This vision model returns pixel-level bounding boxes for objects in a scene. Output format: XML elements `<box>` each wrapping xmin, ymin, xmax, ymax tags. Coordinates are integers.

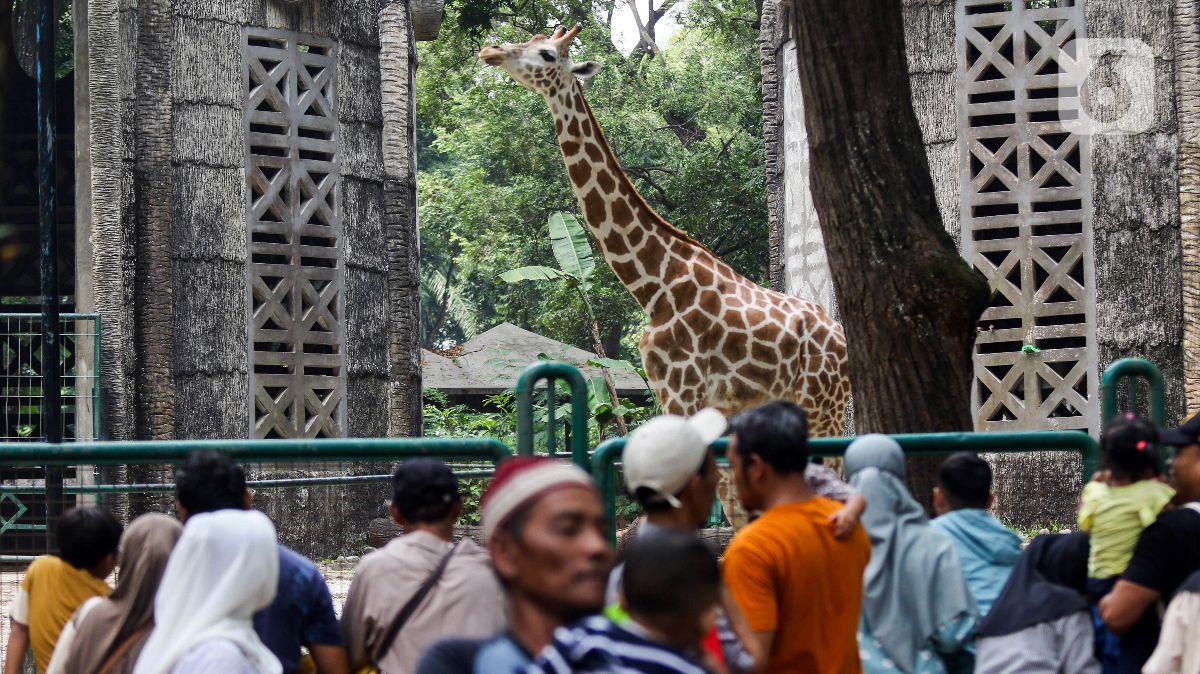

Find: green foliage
<box><xmin>421</xmin><ymin>267</ymin><xmax>479</xmax><ymax>349</ymax></box>
<box><xmin>497</xmin><ymin>265</ymin><xmax>570</xmax><ymax>283</ymax></box>
<box><xmin>547</xmin><ymin>212</ymin><xmax>596</xmax><ymax>285</ymax></box>
<box><xmin>417</xmin><ymin>0</ymin><xmax>767</xmax><ymax>358</ymax></box>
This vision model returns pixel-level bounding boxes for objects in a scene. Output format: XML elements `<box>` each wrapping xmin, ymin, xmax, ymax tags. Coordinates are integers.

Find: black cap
<box><xmin>391</xmin><ymin>459</ymin><xmax>460</xmax><ymax>522</ymax></box>
<box><xmin>1158</xmin><ymin>413</ymin><xmax>1200</xmax><ymax>447</ymax></box>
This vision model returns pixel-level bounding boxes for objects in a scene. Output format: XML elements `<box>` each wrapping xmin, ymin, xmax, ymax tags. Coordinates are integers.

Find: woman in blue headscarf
<box><xmin>846</xmin><ymin>435</ymin><xmax>977</xmax><ymax>674</ymax></box>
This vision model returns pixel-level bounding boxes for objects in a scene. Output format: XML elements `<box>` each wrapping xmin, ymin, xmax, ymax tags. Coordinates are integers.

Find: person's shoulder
<box><xmin>278</xmin><ymin>545</ymin><xmax>326</xmax><ymax>580</ymax></box>
<box><xmin>1081</xmin><ymin>480</ymin><xmax>1109</xmax><ymax>501</ymax></box>
<box><xmin>1144</xmin><ymin>479</ymin><xmax>1177</xmax><ymax>500</ymax></box>
<box><xmin>277</xmin><ymin>544</ymin><xmax>316</xmax><ymax>570</ymax></box>
<box><xmin>1153</xmin><ymin>504</ymin><xmax>1200</xmax><ymax>528</ymax></box>
<box><xmin>24</xmin><ymin>554</ymin><xmax>61</xmax><ymax>577</ymax></box>
<box><xmin>416</xmin><ymin>637</ymin><xmax>486</xmax><ymax>674</ymax></box>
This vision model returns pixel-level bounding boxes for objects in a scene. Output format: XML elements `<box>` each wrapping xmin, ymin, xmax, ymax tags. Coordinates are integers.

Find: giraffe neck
<box><xmin>546</xmin><ymin>82</ymin><xmax>706</xmax><ymax>310</ymax></box>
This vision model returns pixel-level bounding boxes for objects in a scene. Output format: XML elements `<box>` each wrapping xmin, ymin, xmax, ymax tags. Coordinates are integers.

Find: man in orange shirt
<box><xmin>723</xmin><ymin>401</ymin><xmax>871</xmax><ymax>674</ymax></box>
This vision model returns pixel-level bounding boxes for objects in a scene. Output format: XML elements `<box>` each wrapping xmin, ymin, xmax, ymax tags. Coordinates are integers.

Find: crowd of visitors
<box><xmin>5</xmin><ymin>401</ymin><xmax>1200</xmax><ymax>674</ymax></box>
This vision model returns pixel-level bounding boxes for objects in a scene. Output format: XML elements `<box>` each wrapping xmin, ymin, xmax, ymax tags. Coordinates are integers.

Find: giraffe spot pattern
<box><xmin>569</xmin><ymin>161</ymin><xmax>591</xmax><ymax>187</ymax></box>
<box><xmin>612</xmin><ymin>198</ymin><xmax>634</xmax><ymax>228</ymax></box>
<box><xmin>585</xmin><ymin>143</ymin><xmax>604</xmax><ymax>164</ymax></box>
<box><xmin>583</xmin><ymin>188</ymin><xmax>606</xmax><ymax>224</ymax></box>
<box><xmin>595</xmin><ymin>169</ymin><xmax>616</xmax><ymax>193</ymax></box>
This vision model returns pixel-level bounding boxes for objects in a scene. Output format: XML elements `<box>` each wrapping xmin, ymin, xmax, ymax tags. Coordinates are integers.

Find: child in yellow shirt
<box><xmin>3</xmin><ymin>506</ymin><xmax>120</xmax><ymax>674</ymax></box>
<box><xmin>1079</xmin><ymin>413</ymin><xmax>1175</xmax><ymax>673</ymax></box>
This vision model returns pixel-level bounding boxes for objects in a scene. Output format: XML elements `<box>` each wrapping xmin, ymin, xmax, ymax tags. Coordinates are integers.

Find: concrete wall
<box><xmin>82</xmin><ymin>0</ymin><xmax>425</xmax><ymax>441</ymax></box>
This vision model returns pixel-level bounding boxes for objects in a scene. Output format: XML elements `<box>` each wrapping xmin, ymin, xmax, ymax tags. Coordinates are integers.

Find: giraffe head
<box><xmin>479</xmin><ymin>24</ymin><xmax>599</xmax><ymax>98</ymax></box>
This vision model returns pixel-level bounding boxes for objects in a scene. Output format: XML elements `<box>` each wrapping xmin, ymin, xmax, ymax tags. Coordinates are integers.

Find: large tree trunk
<box><xmin>789</xmin><ymin>0</ymin><xmax>990</xmax><ymax>499</ymax></box>
<box><xmin>1179</xmin><ymin>0</ymin><xmax>1200</xmax><ymax>408</ymax></box>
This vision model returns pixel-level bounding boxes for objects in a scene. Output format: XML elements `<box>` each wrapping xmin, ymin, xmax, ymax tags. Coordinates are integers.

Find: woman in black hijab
<box><xmin>975</xmin><ymin>532</ymin><xmax>1100</xmax><ymax>674</ymax></box>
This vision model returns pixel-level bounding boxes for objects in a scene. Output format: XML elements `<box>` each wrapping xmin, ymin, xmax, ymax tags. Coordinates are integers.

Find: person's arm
<box><xmin>721</xmin><ymin>547</ymin><xmax>776</xmax><ymax>674</ymax></box>
<box><xmin>303</xmin><ymin>565</ymin><xmax>349</xmax><ymax>674</ymax></box>
<box><xmin>829</xmin><ymin>493</ymin><xmax>866</xmax><ymax>539</ymax></box>
<box><xmin>339</xmin><ymin>575</ymin><xmax>370</xmax><ymax>669</ymax></box>
<box><xmin>718</xmin><ymin>585</ymin><xmax>764</xmax><ymax>674</ymax></box>
<box><xmin>4</xmin><ymin>620</ymin><xmax>29</xmax><ymax>674</ymax></box>
<box><xmin>929</xmin><ymin>611</ymin><xmax>976</xmax><ymax>655</ymax></box>
<box><xmin>1099</xmin><ymin>580</ymin><xmax>1159</xmax><ymax>635</ymax></box>
<box><xmin>308</xmin><ymin>644</ymin><xmax>350</xmax><ymax>674</ymax></box>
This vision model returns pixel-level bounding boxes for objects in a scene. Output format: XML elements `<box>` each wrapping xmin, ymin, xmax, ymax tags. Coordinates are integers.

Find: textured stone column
<box><xmin>380</xmin><ymin>2</ymin><xmax>423</xmax><ymax>437</ymax></box>
<box><xmin>1178</xmin><ymin>0</ymin><xmax>1200</xmax><ymax>409</ymax></box>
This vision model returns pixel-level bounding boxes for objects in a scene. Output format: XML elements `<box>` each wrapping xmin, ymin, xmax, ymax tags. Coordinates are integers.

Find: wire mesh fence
<box><xmin>0</xmin><ymin>313</ymin><xmax>100</xmax><ymax>443</ymax></box>
<box><xmin>0</xmin><ymin>438</ymin><xmax>509</xmax><ymax>664</ymax></box>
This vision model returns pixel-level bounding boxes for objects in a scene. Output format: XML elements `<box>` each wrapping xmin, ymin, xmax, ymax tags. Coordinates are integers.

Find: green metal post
<box><xmin>515</xmin><ymin>362</ymin><xmax>590</xmax><ymax>468</ymax></box>
<box><xmin>546</xmin><ymin>379</ymin><xmax>557</xmax><ymax>457</ymax></box>
<box><xmin>1101</xmin><ymin>358</ymin><xmax>1167</xmax><ymax>427</ymax></box>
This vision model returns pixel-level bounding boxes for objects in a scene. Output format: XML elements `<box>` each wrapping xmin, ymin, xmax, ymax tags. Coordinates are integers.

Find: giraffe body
<box><xmin>480</xmin><ymin>27</ymin><xmax>851</xmax><ymax>435</ymax></box>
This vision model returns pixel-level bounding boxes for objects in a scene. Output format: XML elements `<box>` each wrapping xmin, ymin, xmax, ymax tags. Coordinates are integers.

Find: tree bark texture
<box><xmin>788</xmin><ymin>0</ymin><xmax>990</xmax><ymax>435</ymax></box>
<box><xmin>789</xmin><ymin>0</ymin><xmax>989</xmax><ymax>507</ymax></box>
<box><xmin>380</xmin><ymin>2</ymin><xmax>424</xmax><ymax>437</ymax></box>
<box><xmin>1178</xmin><ymin>0</ymin><xmax>1200</xmax><ymax>408</ymax></box>
<box><xmin>132</xmin><ymin>0</ymin><xmax>176</xmax><ymax>441</ymax></box>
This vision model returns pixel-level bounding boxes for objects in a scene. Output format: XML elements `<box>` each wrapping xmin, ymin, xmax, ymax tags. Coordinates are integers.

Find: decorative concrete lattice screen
<box><xmin>243</xmin><ymin>30</ymin><xmax>346</xmax><ymax>438</ymax></box>
<box><xmin>957</xmin><ymin>0</ymin><xmax>1098</xmax><ymax>433</ymax></box>
<box><xmin>780</xmin><ymin>42</ymin><xmax>836</xmax><ymax>314</ymax></box>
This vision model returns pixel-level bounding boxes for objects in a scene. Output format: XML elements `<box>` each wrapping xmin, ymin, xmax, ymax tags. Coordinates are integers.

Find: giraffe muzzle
<box><xmin>479</xmin><ymin>47</ymin><xmax>505</xmax><ymax>66</ymax></box>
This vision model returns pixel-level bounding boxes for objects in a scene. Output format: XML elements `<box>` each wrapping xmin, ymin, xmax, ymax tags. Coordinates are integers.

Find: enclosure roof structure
<box><xmin>421</xmin><ymin>323</ymin><xmax>649</xmax><ymax>396</ymax></box>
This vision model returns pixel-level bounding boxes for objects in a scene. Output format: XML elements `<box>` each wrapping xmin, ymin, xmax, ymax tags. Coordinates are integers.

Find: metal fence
<box><xmin>0</xmin><ymin>438</ymin><xmax>510</xmax><ymax>659</ymax></box>
<box><xmin>591</xmin><ymin>430</ymin><xmax>1100</xmax><ymax>544</ymax></box>
<box><xmin>0</xmin><ymin>313</ymin><xmax>100</xmax><ymax>442</ymax></box>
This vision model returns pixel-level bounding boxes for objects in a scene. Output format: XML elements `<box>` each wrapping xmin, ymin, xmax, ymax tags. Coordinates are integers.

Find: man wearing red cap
<box><xmin>416</xmin><ymin>458</ymin><xmax>612</xmax><ymax>673</ymax></box>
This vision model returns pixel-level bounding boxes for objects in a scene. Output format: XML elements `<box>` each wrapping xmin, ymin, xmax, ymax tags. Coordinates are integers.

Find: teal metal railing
<box><xmin>1101</xmin><ymin>358</ymin><xmax>1167</xmax><ymax>427</ymax></box>
<box><xmin>0</xmin><ymin>438</ymin><xmax>512</xmax><ymax>560</ymax></box>
<box><xmin>515</xmin><ymin>361</ymin><xmax>590</xmax><ymax>468</ymax></box>
<box><xmin>591</xmin><ymin>430</ymin><xmax>1099</xmax><ymax>543</ymax></box>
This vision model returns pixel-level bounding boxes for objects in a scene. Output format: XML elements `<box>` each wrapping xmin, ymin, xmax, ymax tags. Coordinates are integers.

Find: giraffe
<box><xmin>480</xmin><ymin>26</ymin><xmax>852</xmax><ymax>522</ymax></box>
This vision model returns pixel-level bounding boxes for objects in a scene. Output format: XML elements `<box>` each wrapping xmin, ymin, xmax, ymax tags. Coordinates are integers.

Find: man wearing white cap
<box><xmin>612</xmin><ymin>408</ymin><xmax>761</xmax><ymax>673</ymax></box>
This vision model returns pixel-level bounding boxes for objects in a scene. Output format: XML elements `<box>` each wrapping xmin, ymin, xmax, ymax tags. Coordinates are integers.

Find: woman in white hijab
<box><xmin>133</xmin><ymin>509</ymin><xmax>281</xmax><ymax>674</ymax></box>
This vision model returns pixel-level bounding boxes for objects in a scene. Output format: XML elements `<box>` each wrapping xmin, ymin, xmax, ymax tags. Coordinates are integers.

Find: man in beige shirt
<box><xmin>341</xmin><ymin>460</ymin><xmax>506</xmax><ymax>673</ymax></box>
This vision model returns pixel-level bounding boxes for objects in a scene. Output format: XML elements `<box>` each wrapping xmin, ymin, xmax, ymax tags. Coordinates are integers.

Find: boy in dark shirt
<box><xmin>527</xmin><ymin>529</ymin><xmax>719</xmax><ymax>674</ymax></box>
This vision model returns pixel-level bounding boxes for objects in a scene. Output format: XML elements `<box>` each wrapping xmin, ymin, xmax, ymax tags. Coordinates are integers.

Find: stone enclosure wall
<box><xmin>74</xmin><ymin>0</ymin><xmax>437</xmax><ymax>554</ymax></box>
<box><xmin>763</xmin><ymin>0</ymin><xmax>1188</xmax><ymax>525</ymax></box>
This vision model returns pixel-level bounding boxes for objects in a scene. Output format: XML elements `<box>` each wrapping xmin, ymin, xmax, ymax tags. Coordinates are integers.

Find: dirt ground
<box><xmin>0</xmin><ymin>560</ymin><xmax>361</xmax><ymax>669</ymax></box>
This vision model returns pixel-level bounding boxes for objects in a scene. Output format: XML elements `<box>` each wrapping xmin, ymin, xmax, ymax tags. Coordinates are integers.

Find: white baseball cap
<box><xmin>623</xmin><ymin>408</ymin><xmax>727</xmax><ymax>508</ymax></box>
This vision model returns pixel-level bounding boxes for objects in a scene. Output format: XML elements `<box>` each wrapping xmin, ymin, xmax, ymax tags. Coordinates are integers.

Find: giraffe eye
<box><xmin>540</xmin><ymin>51</ymin><xmax>557</xmax><ymax>62</ymax></box>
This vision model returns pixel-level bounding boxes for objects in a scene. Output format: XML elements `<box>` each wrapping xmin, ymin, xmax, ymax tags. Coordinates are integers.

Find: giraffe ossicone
<box><xmin>479</xmin><ymin>24</ymin><xmax>851</xmax><ymax>446</ymax></box>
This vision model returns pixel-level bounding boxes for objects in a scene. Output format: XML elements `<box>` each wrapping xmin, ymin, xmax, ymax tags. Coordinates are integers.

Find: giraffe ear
<box><xmin>570</xmin><ymin>61</ymin><xmax>600</xmax><ymax>81</ymax></box>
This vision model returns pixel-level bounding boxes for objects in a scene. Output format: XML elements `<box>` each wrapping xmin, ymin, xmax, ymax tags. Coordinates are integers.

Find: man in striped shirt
<box><xmin>526</xmin><ymin>530</ymin><xmax>720</xmax><ymax>674</ymax></box>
